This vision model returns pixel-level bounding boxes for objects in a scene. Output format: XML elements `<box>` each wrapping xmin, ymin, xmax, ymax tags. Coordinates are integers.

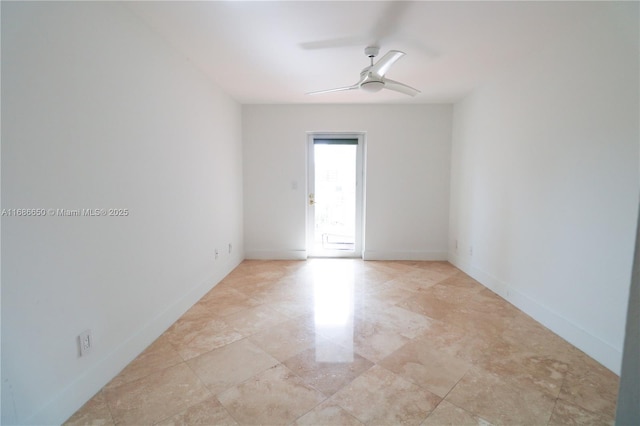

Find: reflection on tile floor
<box><xmin>65</xmin><ymin>259</ymin><xmax>619</xmax><ymax>425</ymax></box>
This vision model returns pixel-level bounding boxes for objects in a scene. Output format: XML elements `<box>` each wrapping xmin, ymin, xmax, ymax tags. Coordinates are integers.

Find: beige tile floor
<box><xmin>65</xmin><ymin>259</ymin><xmax>619</xmax><ymax>425</ymax></box>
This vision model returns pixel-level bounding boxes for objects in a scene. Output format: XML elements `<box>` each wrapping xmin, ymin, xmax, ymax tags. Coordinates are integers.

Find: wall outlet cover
<box><xmin>79</xmin><ymin>330</ymin><xmax>92</xmax><ymax>357</ymax></box>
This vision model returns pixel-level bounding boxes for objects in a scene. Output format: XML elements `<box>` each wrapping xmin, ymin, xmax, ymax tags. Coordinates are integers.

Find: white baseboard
<box><xmin>508</xmin><ymin>285</ymin><xmax>622</xmax><ymax>374</ymax></box>
<box><xmin>363</xmin><ymin>250</ymin><xmax>448</xmax><ymax>261</ymax></box>
<box><xmin>29</xmin><ymin>259</ymin><xmax>242</xmax><ymax>425</ymax></box>
<box><xmin>244</xmin><ymin>249</ymin><xmax>307</xmax><ymax>260</ymax></box>
<box><xmin>245</xmin><ymin>249</ymin><xmax>449</xmax><ymax>262</ymax></box>
<box><xmin>448</xmin><ymin>251</ymin><xmax>622</xmax><ymax>374</ymax></box>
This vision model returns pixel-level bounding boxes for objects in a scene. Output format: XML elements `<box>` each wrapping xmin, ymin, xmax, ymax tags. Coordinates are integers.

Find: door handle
<box><xmin>309</xmin><ymin>193</ymin><xmax>315</xmax><ymax>205</ymax></box>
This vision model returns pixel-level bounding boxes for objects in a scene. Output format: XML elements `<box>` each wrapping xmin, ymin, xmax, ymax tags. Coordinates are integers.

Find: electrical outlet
<box><xmin>79</xmin><ymin>330</ymin><xmax>92</xmax><ymax>356</ymax></box>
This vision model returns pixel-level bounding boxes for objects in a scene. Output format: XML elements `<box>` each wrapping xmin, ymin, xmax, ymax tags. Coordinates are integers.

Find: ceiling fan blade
<box><xmin>306</xmin><ymin>84</ymin><xmax>360</xmax><ymax>95</ymax></box>
<box><xmin>370</xmin><ymin>50</ymin><xmax>405</xmax><ymax>77</ymax></box>
<box><xmin>307</xmin><ymin>72</ymin><xmax>368</xmax><ymax>96</ymax></box>
<box><xmin>383</xmin><ymin>78</ymin><xmax>420</xmax><ymax>97</ymax></box>
<box><xmin>299</xmin><ymin>35</ymin><xmax>368</xmax><ymax>50</ymax></box>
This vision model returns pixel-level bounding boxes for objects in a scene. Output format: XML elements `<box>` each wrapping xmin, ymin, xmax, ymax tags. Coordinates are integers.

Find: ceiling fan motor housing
<box><xmin>306</xmin><ymin>46</ymin><xmax>419</xmax><ymax>96</ymax></box>
<box><xmin>364</xmin><ymin>46</ymin><xmax>380</xmax><ymax>58</ymax></box>
<box><xmin>361</xmin><ymin>80</ymin><xmax>385</xmax><ymax>92</ymax></box>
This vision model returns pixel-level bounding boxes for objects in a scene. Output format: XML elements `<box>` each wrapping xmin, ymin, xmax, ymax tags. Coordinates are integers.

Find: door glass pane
<box><xmin>313</xmin><ymin>143</ymin><xmax>357</xmax><ymax>253</ymax></box>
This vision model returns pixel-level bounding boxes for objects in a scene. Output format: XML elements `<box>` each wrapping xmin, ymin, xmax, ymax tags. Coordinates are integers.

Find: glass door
<box><xmin>307</xmin><ymin>134</ymin><xmax>364</xmax><ymax>258</ymax></box>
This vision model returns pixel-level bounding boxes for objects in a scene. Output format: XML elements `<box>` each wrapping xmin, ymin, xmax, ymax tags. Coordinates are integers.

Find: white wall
<box><xmin>1</xmin><ymin>2</ymin><xmax>243</xmax><ymax>424</ymax></box>
<box><xmin>449</xmin><ymin>3</ymin><xmax>639</xmax><ymax>373</ymax></box>
<box><xmin>616</xmin><ymin>202</ymin><xmax>640</xmax><ymax>421</ymax></box>
<box><xmin>243</xmin><ymin>105</ymin><xmax>452</xmax><ymax>261</ymax></box>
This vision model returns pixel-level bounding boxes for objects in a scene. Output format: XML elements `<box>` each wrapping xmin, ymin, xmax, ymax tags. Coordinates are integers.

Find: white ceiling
<box><xmin>126</xmin><ymin>1</ymin><xmax>606</xmax><ymax>105</ymax></box>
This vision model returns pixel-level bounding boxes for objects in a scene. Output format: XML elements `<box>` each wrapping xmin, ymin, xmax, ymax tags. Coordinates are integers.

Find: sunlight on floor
<box><xmin>312</xmin><ymin>260</ymin><xmax>355</xmax><ymax>362</ymax></box>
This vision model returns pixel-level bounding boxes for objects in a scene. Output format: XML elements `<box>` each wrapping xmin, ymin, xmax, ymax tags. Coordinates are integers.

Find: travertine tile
<box><xmin>380</xmin><ymin>339</ymin><xmax>471</xmax><ymax>397</ymax></box>
<box><xmin>283</xmin><ymin>341</ymin><xmax>374</xmax><ymax>395</ymax></box>
<box><xmin>105</xmin><ymin>335</ymin><xmax>183</xmax><ymax>390</ymax></box>
<box><xmin>155</xmin><ymin>396</ymin><xmax>238</xmax><ymax>426</ymax></box>
<box><xmin>104</xmin><ymin>363</ymin><xmax>211</xmax><ymax>425</ymax></box>
<box><xmin>351</xmin><ymin>319</ymin><xmax>411</xmax><ymax>362</ymax></box>
<box><xmin>219</xmin><ymin>267</ymin><xmax>284</xmax><ymax>297</ymax></box>
<box><xmin>421</xmin><ymin>278</ymin><xmax>483</xmax><ymax>305</ymax></box>
<box><xmin>162</xmin><ymin>304</ymin><xmax>241</xmax><ymax>352</ymax></box>
<box><xmin>330</xmin><ymin>365</ymin><xmax>441</xmax><ymax>425</ymax></box>
<box><xmin>475</xmin><ymin>341</ymin><xmax>568</xmax><ymax>398</ymax></box>
<box><xmin>414</xmin><ymin>319</ymin><xmax>491</xmax><ymax>364</ymax></box>
<box><xmin>422</xmin><ymin>400</ymin><xmax>493</xmax><ymax>426</ymax></box>
<box><xmin>265</xmin><ymin>295</ymin><xmax>316</xmax><ymax>318</ymax></box>
<box><xmin>406</xmin><ymin>261</ymin><xmax>460</xmax><ymax>284</ymax></box>
<box><xmin>363</xmin><ymin>279</ymin><xmax>419</xmax><ymax>307</ymax></box>
<box><xmin>360</xmin><ymin>264</ymin><xmax>399</xmax><ymax>285</ymax></box>
<box><xmin>248</xmin><ymin>317</ymin><xmax>316</xmax><ymax>361</ymax></box>
<box><xmin>65</xmin><ymin>260</ymin><xmax>620</xmax><ymax>426</ymax></box>
<box><xmin>503</xmin><ymin>310</ymin><xmax>552</xmax><ymax>340</ymax></box>
<box><xmin>357</xmin><ymin>304</ymin><xmax>432</xmax><ymax>339</ymax></box>
<box><xmin>385</xmin><ymin>274</ymin><xmax>439</xmax><ymax>293</ymax></box>
<box><xmin>161</xmin><ymin>303</ymin><xmax>244</xmax><ymax>361</ymax></box>
<box><xmin>237</xmin><ymin>281</ymin><xmax>299</xmax><ymax>305</ymax></box>
<box><xmin>170</xmin><ymin>318</ymin><xmax>245</xmax><ymax>361</ymax></box>
<box><xmin>397</xmin><ymin>289</ymin><xmax>463</xmax><ymax>322</ymax></box>
<box><xmin>445</xmin><ymin>308</ymin><xmax>513</xmax><ymax>343</ymax></box>
<box><xmin>437</xmin><ymin>271</ymin><xmax>486</xmax><ymax>291</ymax></box>
<box><xmin>559</xmin><ymin>368</ymin><xmax>619</xmax><ymax>419</ymax></box>
<box><xmin>548</xmin><ymin>398</ymin><xmax>615</xmax><ymax>426</ymax></box>
<box><xmin>218</xmin><ymin>364</ymin><xmax>326</xmax><ymax>425</ymax></box>
<box><xmin>186</xmin><ymin>338</ymin><xmax>279</xmax><ymax>395</ymax></box>
<box><xmin>64</xmin><ymin>390</ymin><xmax>114</xmax><ymax>426</ymax></box>
<box><xmin>426</xmin><ymin>288</ymin><xmax>517</xmax><ymax>343</ymax></box>
<box><xmin>502</xmin><ymin>311</ymin><xmax>577</xmax><ymax>362</ymax></box>
<box><xmin>295</xmin><ymin>400</ymin><xmax>364</xmax><ymax>425</ymax></box>
<box><xmin>197</xmin><ymin>287</ymin><xmax>261</xmax><ymax>317</ymax></box>
<box><xmin>445</xmin><ymin>367</ymin><xmax>556</xmax><ymax>425</ymax></box>
<box><xmin>466</xmin><ymin>288</ymin><xmax>521</xmax><ymax>318</ymax></box>
<box><xmin>223</xmin><ymin>304</ymin><xmax>289</xmax><ymax>335</ymax></box>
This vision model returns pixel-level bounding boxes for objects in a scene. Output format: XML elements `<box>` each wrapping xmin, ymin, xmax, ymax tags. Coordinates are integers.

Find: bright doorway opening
<box><xmin>307</xmin><ymin>134</ymin><xmax>364</xmax><ymax>258</ymax></box>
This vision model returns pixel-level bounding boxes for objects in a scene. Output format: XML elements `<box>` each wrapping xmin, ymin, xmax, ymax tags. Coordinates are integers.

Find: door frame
<box><xmin>306</xmin><ymin>132</ymin><xmax>366</xmax><ymax>258</ymax></box>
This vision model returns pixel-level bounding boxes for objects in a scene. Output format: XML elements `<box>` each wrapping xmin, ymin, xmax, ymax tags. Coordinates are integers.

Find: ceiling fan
<box><xmin>307</xmin><ymin>46</ymin><xmax>420</xmax><ymax>97</ymax></box>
